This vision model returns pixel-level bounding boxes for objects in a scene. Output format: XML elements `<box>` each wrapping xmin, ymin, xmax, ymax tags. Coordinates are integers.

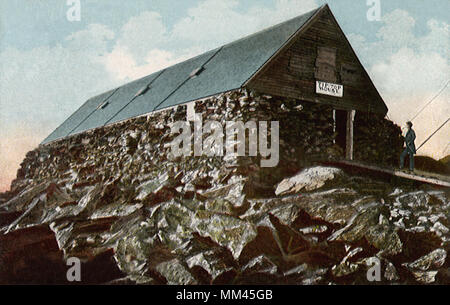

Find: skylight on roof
<box><xmin>189</xmin><ymin>66</ymin><xmax>205</xmax><ymax>78</ymax></box>
<box><xmin>135</xmin><ymin>84</ymin><xmax>151</xmax><ymax>98</ymax></box>
<box><xmin>97</xmin><ymin>101</ymin><xmax>110</xmax><ymax>110</ymax></box>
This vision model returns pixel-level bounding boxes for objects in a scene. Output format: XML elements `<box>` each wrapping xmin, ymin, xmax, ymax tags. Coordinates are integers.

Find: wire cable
<box><xmin>416</xmin><ymin>117</ymin><xmax>450</xmax><ymax>151</ymax></box>
<box><xmin>410</xmin><ymin>80</ymin><xmax>449</xmax><ymax>122</ymax></box>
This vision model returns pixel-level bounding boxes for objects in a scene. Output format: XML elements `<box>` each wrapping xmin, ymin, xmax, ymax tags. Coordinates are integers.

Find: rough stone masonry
<box><xmin>1</xmin><ymin>89</ymin><xmax>448</xmax><ymax>285</ymax></box>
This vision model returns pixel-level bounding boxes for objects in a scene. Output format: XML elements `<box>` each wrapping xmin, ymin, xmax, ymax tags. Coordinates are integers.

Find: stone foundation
<box><xmin>9</xmin><ymin>88</ymin><xmax>401</xmax><ymax>199</ymax></box>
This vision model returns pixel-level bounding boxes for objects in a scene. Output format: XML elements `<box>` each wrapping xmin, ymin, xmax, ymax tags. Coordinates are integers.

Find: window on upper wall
<box><xmin>287</xmin><ymin>52</ymin><xmax>314</xmax><ymax>79</ymax></box>
<box><xmin>315</xmin><ymin>46</ymin><xmax>337</xmax><ymax>83</ymax></box>
<box><xmin>340</xmin><ymin>63</ymin><xmax>361</xmax><ymax>85</ymax></box>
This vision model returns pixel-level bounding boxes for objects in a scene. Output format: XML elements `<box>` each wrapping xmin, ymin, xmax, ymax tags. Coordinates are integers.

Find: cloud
<box><xmin>103</xmin><ymin>47</ymin><xmax>196</xmax><ymax>81</ymax></box>
<box><xmin>172</xmin><ymin>0</ymin><xmax>252</xmax><ymax>46</ymax></box>
<box><xmin>104</xmin><ymin>0</ymin><xmax>320</xmax><ymax>81</ymax></box>
<box><xmin>371</xmin><ymin>48</ymin><xmax>449</xmax><ymax>159</ymax></box>
<box><xmin>0</xmin><ymin>24</ymin><xmax>121</xmax><ymax>191</ymax></box>
<box><xmin>417</xmin><ymin>19</ymin><xmax>449</xmax><ymax>55</ymax></box>
<box><xmin>376</xmin><ymin>9</ymin><xmax>416</xmax><ymax>48</ymax></box>
<box><xmin>65</xmin><ymin>23</ymin><xmax>115</xmax><ymax>53</ymax></box>
<box><xmin>0</xmin><ymin>24</ymin><xmax>119</xmax><ymax>128</ymax></box>
<box><xmin>266</xmin><ymin>0</ymin><xmax>319</xmax><ymax>23</ymax></box>
<box><xmin>116</xmin><ymin>11</ymin><xmax>168</xmax><ymax>62</ymax></box>
<box><xmin>349</xmin><ymin>10</ymin><xmax>448</xmax><ymax>66</ymax></box>
<box><xmin>349</xmin><ymin>9</ymin><xmax>450</xmax><ymax>159</ymax></box>
<box><xmin>171</xmin><ymin>0</ymin><xmax>318</xmax><ymax>48</ymax></box>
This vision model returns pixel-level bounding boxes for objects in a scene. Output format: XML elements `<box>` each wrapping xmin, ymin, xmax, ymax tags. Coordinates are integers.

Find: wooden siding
<box><xmin>247</xmin><ymin>8</ymin><xmax>387</xmax><ymax>115</ymax></box>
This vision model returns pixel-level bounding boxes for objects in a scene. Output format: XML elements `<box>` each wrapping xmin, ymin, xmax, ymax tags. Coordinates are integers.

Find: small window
<box><xmin>315</xmin><ymin>47</ymin><xmax>337</xmax><ymax>82</ymax></box>
<box><xmin>189</xmin><ymin>66</ymin><xmax>205</xmax><ymax>78</ymax></box>
<box><xmin>341</xmin><ymin>63</ymin><xmax>361</xmax><ymax>84</ymax></box>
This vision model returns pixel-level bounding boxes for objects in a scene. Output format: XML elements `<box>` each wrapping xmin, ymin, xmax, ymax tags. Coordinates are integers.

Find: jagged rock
<box><xmin>186</xmin><ymin>250</ymin><xmax>234</xmax><ymax>283</ymax></box>
<box><xmin>1</xmin><ymin>182</ymin><xmax>49</xmax><ymax>212</ymax></box>
<box><xmin>238</xmin><ymin>225</ymin><xmax>284</xmax><ymax>267</ymax></box>
<box><xmin>155</xmin><ymin>259</ymin><xmax>197</xmax><ymax>285</ymax></box>
<box><xmin>243</xmin><ymin>188</ymin><xmax>360</xmax><ymax>226</ymax></box>
<box><xmin>275</xmin><ymin>166</ymin><xmax>343</xmax><ymax>195</ymax></box>
<box><xmin>241</xmin><ymin>255</ymin><xmax>278</xmax><ymax>275</ymax></box>
<box><xmin>328</xmin><ymin>202</ymin><xmax>381</xmax><ymax>242</ymax></box>
<box><xmin>90</xmin><ymin>202</ymin><xmax>143</xmax><ymax>219</ymax></box>
<box><xmin>201</xmin><ymin>178</ymin><xmax>247</xmax><ymax>201</ymax></box>
<box><xmin>365</xmin><ymin>215</ymin><xmax>403</xmax><ymax>256</ymax></box>
<box><xmin>397</xmin><ymin>229</ymin><xmax>444</xmax><ymax>262</ymax></box>
<box><xmin>330</xmin><ymin>246</ymin><xmax>365</xmax><ymax>278</ymax></box>
<box><xmin>135</xmin><ymin>171</ymin><xmax>176</xmax><ymax>202</ymax></box>
<box><xmin>403</xmin><ymin>248</ymin><xmax>447</xmax><ymax>283</ymax></box>
<box><xmin>151</xmin><ymin>200</ymin><xmax>198</xmax><ymax>250</ymax></box>
<box><xmin>289</xmin><ymin>188</ymin><xmax>360</xmax><ymax>225</ymax></box>
<box><xmin>384</xmin><ymin>261</ymin><xmax>400</xmax><ymax>281</ymax></box>
<box><xmin>204</xmin><ymin>198</ymin><xmax>234</xmax><ymax>214</ymax></box>
<box><xmin>281</xmin><ymin>263</ymin><xmax>329</xmax><ymax>285</ymax></box>
<box><xmin>113</xmin><ymin>215</ymin><xmax>160</xmax><ymax>281</ymax></box>
<box><xmin>407</xmin><ymin>270</ymin><xmax>439</xmax><ymax>284</ymax></box>
<box><xmin>58</xmin><ymin>217</ymin><xmax>118</xmax><ymax>260</ymax></box>
<box><xmin>179</xmin><ymin>233</ymin><xmax>236</xmax><ymax>283</ymax></box>
<box><xmin>331</xmin><ymin>261</ymin><xmax>360</xmax><ymax>277</ymax></box>
<box><xmin>195</xmin><ymin>212</ymin><xmax>258</xmax><ymax>260</ymax></box>
<box><xmin>404</xmin><ymin>248</ymin><xmax>447</xmax><ymax>271</ymax></box>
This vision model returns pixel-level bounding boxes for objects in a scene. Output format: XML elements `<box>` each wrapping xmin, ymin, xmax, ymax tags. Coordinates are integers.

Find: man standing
<box><xmin>400</xmin><ymin>121</ymin><xmax>416</xmax><ymax>172</ymax></box>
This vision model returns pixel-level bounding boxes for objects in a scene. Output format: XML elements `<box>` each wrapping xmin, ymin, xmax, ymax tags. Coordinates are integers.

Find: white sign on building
<box><xmin>316</xmin><ymin>81</ymin><xmax>343</xmax><ymax>97</ymax></box>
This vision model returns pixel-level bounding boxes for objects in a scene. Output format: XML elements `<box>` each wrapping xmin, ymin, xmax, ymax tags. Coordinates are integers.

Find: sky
<box><xmin>0</xmin><ymin>0</ymin><xmax>449</xmax><ymax>191</ymax></box>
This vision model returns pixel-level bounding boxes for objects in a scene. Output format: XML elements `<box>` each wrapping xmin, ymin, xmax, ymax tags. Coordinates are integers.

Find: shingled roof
<box><xmin>42</xmin><ymin>5</ymin><xmax>387</xmax><ymax>145</ymax></box>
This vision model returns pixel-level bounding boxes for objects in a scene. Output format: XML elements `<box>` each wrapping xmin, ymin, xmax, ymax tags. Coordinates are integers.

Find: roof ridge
<box><xmin>216</xmin><ymin>6</ymin><xmax>322</xmax><ymax>50</ymax></box>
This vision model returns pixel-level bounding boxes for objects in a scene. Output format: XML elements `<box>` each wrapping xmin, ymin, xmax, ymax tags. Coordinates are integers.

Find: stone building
<box><xmin>42</xmin><ymin>4</ymin><xmax>400</xmax><ymax>166</ymax></box>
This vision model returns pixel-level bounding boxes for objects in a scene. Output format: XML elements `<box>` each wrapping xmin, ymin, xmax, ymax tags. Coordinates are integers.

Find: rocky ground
<box><xmin>1</xmin><ymin>165</ymin><xmax>448</xmax><ymax>285</ymax></box>
<box><xmin>0</xmin><ymin>90</ymin><xmax>443</xmax><ymax>285</ymax></box>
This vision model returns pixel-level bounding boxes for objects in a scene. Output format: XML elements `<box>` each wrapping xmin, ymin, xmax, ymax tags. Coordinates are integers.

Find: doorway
<box><xmin>334</xmin><ymin>109</ymin><xmax>347</xmax><ymax>152</ymax></box>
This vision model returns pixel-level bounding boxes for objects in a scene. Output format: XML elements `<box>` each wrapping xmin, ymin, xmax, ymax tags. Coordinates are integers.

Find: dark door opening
<box><xmin>334</xmin><ymin>109</ymin><xmax>347</xmax><ymax>152</ymax></box>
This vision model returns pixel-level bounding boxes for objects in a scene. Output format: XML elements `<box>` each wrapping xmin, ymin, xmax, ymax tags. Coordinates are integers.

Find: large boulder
<box><xmin>275</xmin><ymin>166</ymin><xmax>344</xmax><ymax>196</ymax></box>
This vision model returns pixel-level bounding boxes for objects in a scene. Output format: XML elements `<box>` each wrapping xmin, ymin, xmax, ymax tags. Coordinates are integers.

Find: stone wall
<box><xmin>354</xmin><ymin>112</ymin><xmax>404</xmax><ymax>166</ymax></box>
<box><xmin>8</xmin><ymin>89</ymin><xmax>336</xmax><ymax>198</ymax></box>
<box><xmin>1</xmin><ymin>89</ymin><xmax>447</xmax><ymax>285</ymax></box>
<box><xmin>6</xmin><ymin>88</ymin><xmax>402</xmax><ymax>200</ymax></box>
